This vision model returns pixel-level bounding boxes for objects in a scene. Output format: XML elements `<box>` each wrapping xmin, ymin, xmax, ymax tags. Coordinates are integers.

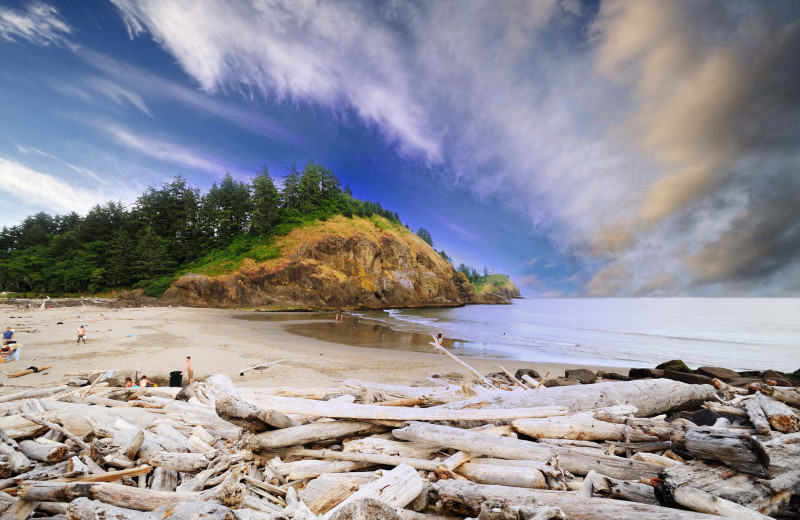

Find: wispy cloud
<box><xmin>0</xmin><ymin>2</ymin><xmax>71</xmax><ymax>46</ymax></box>
<box><xmin>15</xmin><ymin>144</ymin><xmax>108</xmax><ymax>185</ymax></box>
<box><xmin>103</xmin><ymin>124</ymin><xmax>241</xmax><ymax>177</ymax></box>
<box><xmin>0</xmin><ymin>157</ymin><xmax>109</xmax><ymax>214</ymax></box>
<box><xmin>84</xmin><ymin>77</ymin><xmax>151</xmax><ymax>116</ymax></box>
<box><xmin>105</xmin><ymin>1</ymin><xmax>800</xmax><ymax>296</ymax></box>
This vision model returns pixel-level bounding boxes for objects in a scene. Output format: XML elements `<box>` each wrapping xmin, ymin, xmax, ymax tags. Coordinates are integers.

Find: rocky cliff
<box><xmin>161</xmin><ymin>216</ymin><xmax>508</xmax><ymax>309</ymax></box>
<box><xmin>475</xmin><ymin>274</ymin><xmax>522</xmax><ymax>300</ymax></box>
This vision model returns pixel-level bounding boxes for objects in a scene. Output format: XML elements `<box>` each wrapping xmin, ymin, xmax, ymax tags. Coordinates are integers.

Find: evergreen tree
<box><xmin>202</xmin><ymin>174</ymin><xmax>253</xmax><ymax>247</ymax></box>
<box><xmin>298</xmin><ymin>161</ymin><xmax>322</xmax><ymax>212</ymax></box>
<box><xmin>416</xmin><ymin>227</ymin><xmax>434</xmax><ymax>247</ymax></box>
<box><xmin>251</xmin><ymin>166</ymin><xmax>281</xmax><ymax>235</ymax></box>
<box><xmin>134</xmin><ymin>227</ymin><xmax>172</xmax><ymax>280</ymax></box>
<box><xmin>281</xmin><ymin>163</ymin><xmax>301</xmax><ymax>210</ymax></box>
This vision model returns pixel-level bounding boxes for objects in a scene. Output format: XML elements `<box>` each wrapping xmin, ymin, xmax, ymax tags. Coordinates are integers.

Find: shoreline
<box><xmin>0</xmin><ymin>305</ymin><xmax>627</xmax><ymax>388</ymax></box>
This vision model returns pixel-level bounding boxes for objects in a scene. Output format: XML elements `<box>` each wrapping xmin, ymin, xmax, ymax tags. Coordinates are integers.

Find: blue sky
<box><xmin>1</xmin><ymin>1</ymin><xmax>798</xmax><ymax>297</ymax></box>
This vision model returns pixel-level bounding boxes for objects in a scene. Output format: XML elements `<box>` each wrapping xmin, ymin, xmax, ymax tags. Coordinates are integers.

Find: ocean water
<box><xmin>356</xmin><ymin>298</ymin><xmax>800</xmax><ymax>371</ymax></box>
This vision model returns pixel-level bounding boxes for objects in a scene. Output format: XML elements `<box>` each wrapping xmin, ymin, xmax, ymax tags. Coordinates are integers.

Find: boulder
<box><xmin>486</xmin><ymin>372</ymin><xmax>513</xmax><ymax>385</ymax></box>
<box><xmin>597</xmin><ymin>371</ymin><xmax>630</xmax><ymax>381</ymax></box>
<box><xmin>691</xmin><ymin>408</ymin><xmax>741</xmax><ymax>427</ymax></box>
<box><xmin>628</xmin><ymin>368</ymin><xmax>664</xmax><ymax>380</ymax></box>
<box><xmin>760</xmin><ymin>370</ymin><xmax>795</xmax><ymax>386</ymax></box>
<box><xmin>696</xmin><ymin>366</ymin><xmax>739</xmax><ymax>381</ymax></box>
<box><xmin>738</xmin><ymin>370</ymin><xmax>761</xmax><ymax>377</ymax></box>
<box><xmin>552</xmin><ymin>377</ymin><xmax>581</xmax><ymax>387</ymax></box>
<box><xmin>656</xmin><ymin>360</ymin><xmax>692</xmax><ymax>373</ymax></box>
<box><xmin>726</xmin><ymin>377</ymin><xmax>764</xmax><ymax>388</ymax></box>
<box><xmin>662</xmin><ymin>369</ymin><xmax>714</xmax><ymax>386</ymax></box>
<box><xmin>515</xmin><ymin>368</ymin><xmax>541</xmax><ymax>380</ymax></box>
<box><xmin>564</xmin><ymin>369</ymin><xmax>597</xmax><ymax>384</ymax></box>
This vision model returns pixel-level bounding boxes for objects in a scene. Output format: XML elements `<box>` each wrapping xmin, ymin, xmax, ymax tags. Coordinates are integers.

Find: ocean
<box><xmin>352</xmin><ymin>298</ymin><xmax>800</xmax><ymax>372</ymax></box>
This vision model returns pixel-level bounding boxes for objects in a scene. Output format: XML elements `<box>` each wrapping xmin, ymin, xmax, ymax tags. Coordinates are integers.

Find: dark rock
<box><xmin>515</xmin><ymin>368</ymin><xmax>541</xmax><ymax>380</ymax></box>
<box><xmin>696</xmin><ymin>366</ymin><xmax>740</xmax><ymax>381</ymax></box>
<box><xmin>738</xmin><ymin>370</ymin><xmax>761</xmax><ymax>377</ymax></box>
<box><xmin>628</xmin><ymin>368</ymin><xmax>664</xmax><ymax>380</ymax></box>
<box><xmin>690</xmin><ymin>408</ymin><xmax>743</xmax><ymax>426</ymax></box>
<box><xmin>564</xmin><ymin>369</ymin><xmax>597</xmax><ymax>384</ymax></box>
<box><xmin>726</xmin><ymin>377</ymin><xmax>764</xmax><ymax>388</ymax></box>
<box><xmin>656</xmin><ymin>360</ymin><xmax>692</xmax><ymax>373</ymax></box>
<box><xmin>486</xmin><ymin>372</ymin><xmax>513</xmax><ymax>384</ymax></box>
<box><xmin>542</xmin><ymin>379</ymin><xmax>560</xmax><ymax>388</ymax></box>
<box><xmin>761</xmin><ymin>369</ymin><xmax>785</xmax><ymax>380</ymax></box>
<box><xmin>597</xmin><ymin>371</ymin><xmax>630</xmax><ymax>381</ymax></box>
<box><xmin>662</xmin><ymin>369</ymin><xmax>714</xmax><ymax>386</ymax></box>
<box><xmin>176</xmin><ymin>382</ymin><xmax>198</xmax><ymax>401</ymax></box>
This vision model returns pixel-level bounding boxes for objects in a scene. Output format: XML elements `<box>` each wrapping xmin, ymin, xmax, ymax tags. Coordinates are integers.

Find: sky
<box><xmin>1</xmin><ymin>0</ymin><xmax>799</xmax><ymax>297</ymax></box>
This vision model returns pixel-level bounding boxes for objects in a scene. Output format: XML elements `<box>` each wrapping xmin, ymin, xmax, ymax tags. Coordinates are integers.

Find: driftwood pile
<box><xmin>0</xmin><ymin>373</ymin><xmax>798</xmax><ymax>520</ymax></box>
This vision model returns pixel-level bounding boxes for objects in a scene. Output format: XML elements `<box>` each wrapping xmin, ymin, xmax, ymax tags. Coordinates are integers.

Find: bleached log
<box><xmin>243</xmin><ymin>421</ymin><xmax>385</xmax><ymax>451</ymax></box>
<box><xmin>769</xmin><ymin>386</ymin><xmax>800</xmax><ymax>408</ymax></box>
<box><xmin>437</xmin><ymin>451</ymin><xmax>472</xmax><ymax>473</ymax></box>
<box><xmin>393</xmin><ymin>422</ymin><xmax>661</xmax><ymax>480</ymax></box>
<box><xmin>343</xmin><ymin>438</ymin><xmax>440</xmax><ymax>459</ymax></box>
<box><xmin>273</xmin><ymin>460</ymin><xmax>373</xmax><ymax>481</ymax></box>
<box><xmin>743</xmin><ymin>399</ymin><xmax>772</xmax><ymax>437</ymax></box>
<box><xmin>308</xmin><ymin>480</ymin><xmax>360</xmax><ymax>516</ymax></box>
<box><xmin>188</xmin><ymin>436</ymin><xmax>216</xmax><ymax>454</ymax></box>
<box><xmin>753</xmin><ymin>392</ymin><xmax>800</xmax><ymax>433</ymax></box>
<box><xmin>463</xmin><ymin>458</ymin><xmax>563</xmax><ymax>479</ymax></box>
<box><xmin>456</xmin><ymin>462</ymin><xmax>546</xmax><ymax>489</ymax></box>
<box><xmin>154</xmin><ymin>501</ymin><xmax>236</xmax><ymax>520</ymax></box>
<box><xmin>215</xmin><ymin>397</ymin><xmax>298</xmax><ymax>432</ymax></box>
<box><xmin>662</xmin><ymin>460</ymin><xmax>800</xmax><ymax>516</ymax></box>
<box><xmin>683</xmin><ymin>427</ymin><xmax>769</xmax><ymax>476</ymax></box>
<box><xmin>286</xmin><ymin>447</ymin><xmax>439</xmax><ymax>471</ymax></box>
<box><xmin>0</xmin><ymin>440</ymin><xmax>34</xmax><ymax>475</ymax></box>
<box><xmin>17</xmin><ymin>481</ymin><xmax>207</xmax><ymax>511</ymax></box>
<box><xmin>65</xmin><ymin>497</ymin><xmax>153</xmax><ymax>520</ymax></box>
<box><xmin>430</xmin><ymin>480</ymin><xmax>740</xmax><ymax>519</ymax></box>
<box><xmin>243</xmin><ymin>394</ymin><xmax>566</xmax><ymax>422</ymax></box>
<box><xmin>0</xmin><ymin>385</ymin><xmax>71</xmax><ymax>404</ymax></box>
<box><xmin>631</xmin><ymin>452</ymin><xmax>682</xmax><ymax>467</ymax></box>
<box><xmin>299</xmin><ymin>473</ymin><xmax>381</xmax><ymax>504</ymax></box>
<box><xmin>672</xmin><ymin>486</ymin><xmax>773</xmax><ymax>520</ymax></box>
<box><xmin>149</xmin><ymin>467</ymin><xmax>177</xmax><ymax>492</ymax></box>
<box><xmin>153</xmin><ymin>423</ymin><xmax>190</xmax><ymax>451</ymax></box>
<box><xmin>321</xmin><ymin>464</ymin><xmax>423</xmax><ymax>520</ymax></box>
<box><xmin>18</xmin><ymin>440</ymin><xmax>69</xmax><ymax>463</ymax></box>
<box><xmin>112</xmin><ymin>429</ymin><xmax>144</xmax><ymax>460</ymax></box>
<box><xmin>0</xmin><ymin>498</ymin><xmax>40</xmax><ymax>520</ymax></box>
<box><xmin>147</xmin><ymin>451</ymin><xmax>211</xmax><ymax>473</ymax></box>
<box><xmin>103</xmin><ymin>453</ymin><xmax>134</xmax><ymax>469</ymax></box>
<box><xmin>442</xmin><ymin>379</ymin><xmax>716</xmax><ymax>417</ymax></box>
<box><xmin>588</xmin><ymin>472</ymin><xmax>658</xmax><ymax>505</ymax></box>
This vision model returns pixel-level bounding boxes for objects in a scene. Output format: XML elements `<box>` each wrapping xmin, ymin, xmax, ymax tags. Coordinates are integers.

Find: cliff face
<box><xmin>476</xmin><ymin>274</ymin><xmax>522</xmax><ymax>300</ymax></box>
<box><xmin>161</xmin><ymin>216</ymin><xmax>503</xmax><ymax>309</ymax></box>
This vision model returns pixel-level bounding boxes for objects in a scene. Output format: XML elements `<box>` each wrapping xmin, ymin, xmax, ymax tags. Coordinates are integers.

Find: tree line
<box><xmin>0</xmin><ymin>161</ymin><xmax>402</xmax><ymax>295</ymax></box>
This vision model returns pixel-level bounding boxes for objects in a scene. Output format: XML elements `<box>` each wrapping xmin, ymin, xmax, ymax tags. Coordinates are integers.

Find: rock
<box><xmin>696</xmin><ymin>366</ymin><xmax>740</xmax><ymax>381</ymax></box>
<box><xmin>738</xmin><ymin>370</ymin><xmax>761</xmax><ymax>377</ymax></box>
<box><xmin>628</xmin><ymin>368</ymin><xmax>664</xmax><ymax>380</ymax></box>
<box><xmin>656</xmin><ymin>360</ymin><xmax>692</xmax><ymax>373</ymax></box>
<box><xmin>541</xmin><ymin>379</ymin><xmax>559</xmax><ymax>388</ymax></box>
<box><xmin>176</xmin><ymin>382</ymin><xmax>198</xmax><ymax>401</ymax></box>
<box><xmin>553</xmin><ymin>377</ymin><xmax>581</xmax><ymax>387</ymax></box>
<box><xmin>662</xmin><ymin>369</ymin><xmax>714</xmax><ymax>386</ymax></box>
<box><xmin>328</xmin><ymin>498</ymin><xmax>401</xmax><ymax>520</ymax></box>
<box><xmin>515</xmin><ymin>368</ymin><xmax>541</xmax><ymax>380</ymax></box>
<box><xmin>564</xmin><ymin>369</ymin><xmax>597</xmax><ymax>384</ymax></box>
<box><xmin>597</xmin><ymin>371</ymin><xmax>630</xmax><ymax>381</ymax></box>
<box><xmin>760</xmin><ymin>370</ymin><xmax>795</xmax><ymax>386</ymax></box>
<box><xmin>726</xmin><ymin>377</ymin><xmax>764</xmax><ymax>388</ymax></box>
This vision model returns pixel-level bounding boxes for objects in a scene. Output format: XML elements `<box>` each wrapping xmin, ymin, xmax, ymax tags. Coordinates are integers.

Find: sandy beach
<box><xmin>0</xmin><ymin>304</ymin><xmax>626</xmax><ymax>388</ymax></box>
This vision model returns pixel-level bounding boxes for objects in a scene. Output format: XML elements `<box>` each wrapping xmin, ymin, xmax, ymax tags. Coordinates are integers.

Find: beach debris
<box><xmin>238</xmin><ymin>358</ymin><xmax>286</xmax><ymax>376</ymax></box>
<box><xmin>0</xmin><ymin>374</ymin><xmax>797</xmax><ymax>519</ymax></box>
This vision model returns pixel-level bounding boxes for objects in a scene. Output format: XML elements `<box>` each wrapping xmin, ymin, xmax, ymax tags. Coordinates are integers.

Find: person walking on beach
<box><xmin>77</xmin><ymin>325</ymin><xmax>86</xmax><ymax>344</ymax></box>
<box><xmin>181</xmin><ymin>356</ymin><xmax>194</xmax><ymax>384</ymax></box>
<box><xmin>2</xmin><ymin>327</ymin><xmax>14</xmax><ymax>345</ymax></box>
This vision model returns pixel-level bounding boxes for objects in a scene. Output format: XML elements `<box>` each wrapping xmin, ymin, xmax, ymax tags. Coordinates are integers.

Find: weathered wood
<box><xmin>0</xmin><ymin>498</ymin><xmax>39</xmax><ymax>520</ymax></box>
<box><xmin>343</xmin><ymin>438</ymin><xmax>439</xmax><ymax>460</ymax></box>
<box><xmin>753</xmin><ymin>392</ymin><xmax>800</xmax><ymax>433</ymax></box>
<box><xmin>244</xmin><ymin>394</ymin><xmax>566</xmax><ymax>422</ymax></box>
<box><xmin>286</xmin><ymin>448</ymin><xmax>440</xmax><ymax>471</ymax></box>
<box><xmin>149</xmin><ymin>467</ymin><xmax>177</xmax><ymax>492</ymax></box>
<box><xmin>672</xmin><ymin>486</ymin><xmax>773</xmax><ymax>520</ymax></box>
<box><xmin>442</xmin><ymin>379</ymin><xmax>716</xmax><ymax>417</ymax></box>
<box><xmin>683</xmin><ymin>427</ymin><xmax>769</xmax><ymax>476</ymax></box>
<box><xmin>769</xmin><ymin>386</ymin><xmax>800</xmax><ymax>408</ymax></box>
<box><xmin>65</xmin><ymin>497</ymin><xmax>152</xmax><ymax>520</ymax></box>
<box><xmin>273</xmin><ymin>459</ymin><xmax>373</xmax><ymax>481</ymax></box>
<box><xmin>430</xmin><ymin>480</ymin><xmax>741</xmax><ymax>519</ymax></box>
<box><xmin>215</xmin><ymin>397</ymin><xmax>299</xmax><ymax>433</ymax></box>
<box><xmin>393</xmin><ymin>422</ymin><xmax>662</xmax><ymax>480</ymax></box>
<box><xmin>588</xmin><ymin>471</ymin><xmax>658</xmax><ymax>505</ymax></box>
<box><xmin>243</xmin><ymin>421</ymin><xmax>385</xmax><ymax>451</ymax></box>
<box><xmin>0</xmin><ymin>386</ymin><xmax>70</xmax><ymax>404</ymax></box>
<box><xmin>631</xmin><ymin>452</ymin><xmax>681</xmax><ymax>467</ymax></box>
<box><xmin>308</xmin><ymin>480</ymin><xmax>360</xmax><ymax>515</ymax></box>
<box><xmin>456</xmin><ymin>462</ymin><xmax>546</xmax><ymax>489</ymax></box>
<box><xmin>17</xmin><ymin>481</ymin><xmax>205</xmax><ymax>511</ymax></box>
<box><xmin>18</xmin><ymin>440</ymin><xmax>69</xmax><ymax>463</ymax></box>
<box><xmin>146</xmin><ymin>451</ymin><xmax>211</xmax><ymax>473</ymax></box>
<box><xmin>321</xmin><ymin>464</ymin><xmax>423</xmax><ymax>520</ymax></box>
<box><xmin>0</xmin><ymin>442</ymin><xmax>33</xmax><ymax>475</ymax></box>
<box><xmin>743</xmin><ymin>399</ymin><xmax>772</xmax><ymax>436</ymax></box>
<box><xmin>111</xmin><ymin>429</ymin><xmax>144</xmax><ymax>460</ymax></box>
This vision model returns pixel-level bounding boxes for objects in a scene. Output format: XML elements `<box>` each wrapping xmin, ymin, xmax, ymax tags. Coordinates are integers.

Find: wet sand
<box><xmin>0</xmin><ymin>304</ymin><xmax>628</xmax><ymax>388</ymax></box>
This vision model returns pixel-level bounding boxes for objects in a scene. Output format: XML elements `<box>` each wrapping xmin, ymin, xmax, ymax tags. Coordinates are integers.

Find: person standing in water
<box><xmin>77</xmin><ymin>325</ymin><xmax>86</xmax><ymax>344</ymax></box>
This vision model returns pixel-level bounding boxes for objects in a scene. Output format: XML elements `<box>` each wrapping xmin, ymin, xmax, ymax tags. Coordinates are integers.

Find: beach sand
<box><xmin>0</xmin><ymin>304</ymin><xmax>627</xmax><ymax>388</ymax></box>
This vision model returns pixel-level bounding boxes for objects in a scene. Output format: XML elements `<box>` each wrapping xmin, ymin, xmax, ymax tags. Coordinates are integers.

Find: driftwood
<box><xmin>244</xmin><ymin>421</ymin><xmax>386</xmax><ymax>451</ymax></box>
<box><xmin>215</xmin><ymin>396</ymin><xmax>299</xmax><ymax>432</ymax></box>
<box><xmin>321</xmin><ymin>464</ymin><xmax>423</xmax><ymax>520</ymax></box>
<box><xmin>683</xmin><ymin>427</ymin><xmax>769</xmax><ymax>476</ymax></box>
<box><xmin>753</xmin><ymin>392</ymin><xmax>800</xmax><ymax>433</ymax></box>
<box><xmin>743</xmin><ymin>399</ymin><xmax>772</xmax><ymax>436</ymax></box>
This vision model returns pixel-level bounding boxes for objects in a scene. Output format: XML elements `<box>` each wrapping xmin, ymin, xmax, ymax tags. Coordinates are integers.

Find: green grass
<box><xmin>474</xmin><ymin>273</ymin><xmax>515</xmax><ymax>294</ymax></box>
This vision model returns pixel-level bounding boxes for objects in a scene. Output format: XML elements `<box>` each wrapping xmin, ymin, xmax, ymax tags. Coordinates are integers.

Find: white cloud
<box><xmin>84</xmin><ymin>77</ymin><xmax>151</xmax><ymax>116</ymax></box>
<box><xmin>0</xmin><ymin>2</ymin><xmax>71</xmax><ymax>46</ymax></box>
<box><xmin>103</xmin><ymin>124</ymin><xmax>241</xmax><ymax>177</ymax></box>
<box><xmin>15</xmin><ymin>144</ymin><xmax>108</xmax><ymax>185</ymax></box>
<box><xmin>107</xmin><ymin>0</ymin><xmax>800</xmax><ymax>296</ymax></box>
<box><xmin>0</xmin><ymin>157</ymin><xmax>110</xmax><ymax>214</ymax></box>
